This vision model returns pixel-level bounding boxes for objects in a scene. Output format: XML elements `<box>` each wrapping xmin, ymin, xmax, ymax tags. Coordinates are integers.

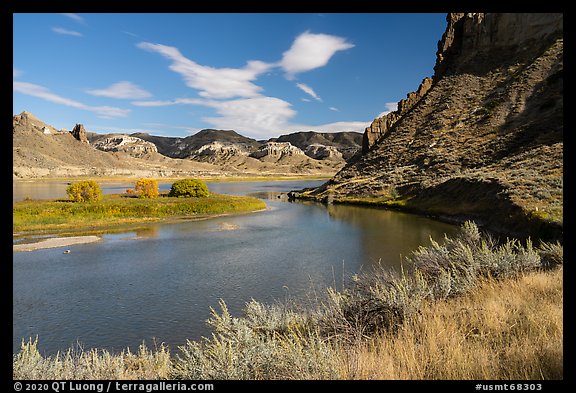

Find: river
<box><xmin>13</xmin><ymin>179</ymin><xmax>458</xmax><ymax>355</ymax></box>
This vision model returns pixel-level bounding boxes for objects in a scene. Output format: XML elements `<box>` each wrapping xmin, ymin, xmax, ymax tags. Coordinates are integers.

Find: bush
<box><xmin>66</xmin><ymin>180</ymin><xmax>103</xmax><ymax>203</ymax></box>
<box><xmin>168</xmin><ymin>179</ymin><xmax>209</xmax><ymax>198</ymax></box>
<box><xmin>134</xmin><ymin>178</ymin><xmax>159</xmax><ymax>199</ymax></box>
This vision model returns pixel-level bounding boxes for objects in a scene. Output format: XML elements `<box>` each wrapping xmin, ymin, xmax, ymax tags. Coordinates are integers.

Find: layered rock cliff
<box><xmin>273</xmin><ymin>131</ymin><xmax>363</xmax><ymax>160</ymax></box>
<box><xmin>91</xmin><ymin>134</ymin><xmax>158</xmax><ymax>157</ymax></box>
<box><xmin>301</xmin><ymin>13</ymin><xmax>563</xmax><ymax>240</ymax></box>
<box><xmin>250</xmin><ymin>142</ymin><xmax>305</xmax><ymax>160</ymax></box>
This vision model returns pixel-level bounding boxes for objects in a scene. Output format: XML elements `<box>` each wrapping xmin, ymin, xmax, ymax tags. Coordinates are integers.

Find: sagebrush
<box><xmin>13</xmin><ymin>221</ymin><xmax>563</xmax><ymax>380</ymax></box>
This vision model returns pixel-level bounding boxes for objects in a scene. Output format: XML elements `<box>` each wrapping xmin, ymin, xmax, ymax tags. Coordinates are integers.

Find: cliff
<box><xmin>273</xmin><ymin>131</ymin><xmax>363</xmax><ymax>160</ymax></box>
<box><xmin>301</xmin><ymin>13</ymin><xmax>563</xmax><ymax>240</ymax></box>
<box><xmin>91</xmin><ymin>134</ymin><xmax>159</xmax><ymax>157</ymax></box>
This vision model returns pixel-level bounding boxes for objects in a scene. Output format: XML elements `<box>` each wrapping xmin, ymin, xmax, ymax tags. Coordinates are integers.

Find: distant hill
<box><xmin>13</xmin><ymin>113</ymin><xmax>346</xmax><ymax>179</ymax></box>
<box><xmin>13</xmin><ymin>112</ymin><xmax>220</xmax><ymax>179</ymax></box>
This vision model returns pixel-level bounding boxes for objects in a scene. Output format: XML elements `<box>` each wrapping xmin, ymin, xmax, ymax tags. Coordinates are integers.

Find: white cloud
<box><xmin>86</xmin><ymin>81</ymin><xmax>152</xmax><ymax>99</ymax></box>
<box><xmin>13</xmin><ymin>67</ymin><xmax>22</xmax><ymax>78</ymax></box>
<box><xmin>137</xmin><ymin>42</ymin><xmax>273</xmax><ymax>99</ymax></box>
<box><xmin>280</xmin><ymin>31</ymin><xmax>354</xmax><ymax>79</ymax></box>
<box><xmin>61</xmin><ymin>13</ymin><xmax>85</xmax><ymax>24</ymax></box>
<box><xmin>329</xmin><ymin>107</ymin><xmax>339</xmax><ymax>112</ymax></box>
<box><xmin>301</xmin><ymin>98</ymin><xmax>311</xmax><ymax>103</ymax></box>
<box><xmin>138</xmin><ymin>32</ymin><xmax>354</xmax><ymax>99</ymax></box>
<box><xmin>52</xmin><ymin>27</ymin><xmax>83</xmax><ymax>37</ymax></box>
<box><xmin>296</xmin><ymin>83</ymin><xmax>322</xmax><ymax>102</ymax></box>
<box><xmin>201</xmin><ymin>97</ymin><xmax>297</xmax><ymax>137</ymax></box>
<box><xmin>14</xmin><ymin>81</ymin><xmax>130</xmax><ymax>118</ymax></box>
<box><xmin>133</xmin><ymin>32</ymin><xmax>359</xmax><ymax>138</ymax></box>
<box><xmin>132</xmin><ymin>95</ymin><xmax>368</xmax><ymax>138</ymax></box>
<box><xmin>377</xmin><ymin>102</ymin><xmax>398</xmax><ymax>117</ymax></box>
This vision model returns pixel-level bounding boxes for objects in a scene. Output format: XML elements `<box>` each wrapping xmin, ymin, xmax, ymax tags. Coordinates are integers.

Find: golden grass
<box><xmin>337</xmin><ymin>267</ymin><xmax>563</xmax><ymax>380</ymax></box>
<box><xmin>13</xmin><ymin>339</ymin><xmax>171</xmax><ymax>380</ymax></box>
<box><xmin>13</xmin><ymin>268</ymin><xmax>563</xmax><ymax>380</ymax></box>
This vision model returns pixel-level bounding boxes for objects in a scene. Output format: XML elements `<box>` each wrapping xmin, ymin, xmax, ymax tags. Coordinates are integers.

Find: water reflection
<box><xmin>13</xmin><ymin>179</ymin><xmax>458</xmax><ymax>356</ymax></box>
<box><xmin>324</xmin><ymin>204</ymin><xmax>458</xmax><ymax>271</ymax></box>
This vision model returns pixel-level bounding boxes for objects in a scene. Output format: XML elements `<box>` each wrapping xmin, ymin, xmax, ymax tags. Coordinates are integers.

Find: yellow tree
<box><xmin>134</xmin><ymin>178</ymin><xmax>159</xmax><ymax>199</ymax></box>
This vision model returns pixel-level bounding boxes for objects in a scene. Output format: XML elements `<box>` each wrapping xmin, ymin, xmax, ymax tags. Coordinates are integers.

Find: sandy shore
<box><xmin>13</xmin><ymin>236</ymin><xmax>101</xmax><ymax>252</ymax></box>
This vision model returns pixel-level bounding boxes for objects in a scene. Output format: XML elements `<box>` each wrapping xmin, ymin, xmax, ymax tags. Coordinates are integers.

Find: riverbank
<box><xmin>13</xmin><ymin>222</ymin><xmax>563</xmax><ymax>379</ymax></box>
<box><xmin>287</xmin><ymin>190</ymin><xmax>563</xmax><ymax>243</ymax></box>
<box><xmin>13</xmin><ymin>193</ymin><xmax>266</xmax><ymax>237</ymax></box>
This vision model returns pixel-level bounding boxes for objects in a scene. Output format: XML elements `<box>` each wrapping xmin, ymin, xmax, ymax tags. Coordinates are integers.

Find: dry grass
<box><xmin>337</xmin><ymin>267</ymin><xmax>563</xmax><ymax>379</ymax></box>
<box><xmin>13</xmin><ymin>222</ymin><xmax>563</xmax><ymax>380</ymax></box>
<box><xmin>13</xmin><ymin>339</ymin><xmax>171</xmax><ymax>380</ymax></box>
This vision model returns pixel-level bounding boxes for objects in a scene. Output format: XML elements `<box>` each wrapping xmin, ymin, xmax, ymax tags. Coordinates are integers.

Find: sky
<box><xmin>13</xmin><ymin>13</ymin><xmax>448</xmax><ymax>140</ymax></box>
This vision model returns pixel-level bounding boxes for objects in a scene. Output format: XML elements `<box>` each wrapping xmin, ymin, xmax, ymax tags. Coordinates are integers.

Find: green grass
<box><xmin>333</xmin><ymin>196</ymin><xmax>410</xmax><ymax>209</ymax></box>
<box><xmin>13</xmin><ymin>193</ymin><xmax>266</xmax><ymax>235</ymax></box>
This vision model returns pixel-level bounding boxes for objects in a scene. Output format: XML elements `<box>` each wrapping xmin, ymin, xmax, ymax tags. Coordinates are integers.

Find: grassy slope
<box><xmin>13</xmin><ymin>193</ymin><xmax>266</xmax><ymax>235</ymax></box>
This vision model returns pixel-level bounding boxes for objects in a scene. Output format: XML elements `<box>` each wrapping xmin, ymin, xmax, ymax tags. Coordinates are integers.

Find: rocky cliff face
<box><xmin>70</xmin><ymin>124</ymin><xmax>89</xmax><ymax>144</ymax></box>
<box><xmin>303</xmin><ymin>13</ymin><xmax>563</xmax><ymax>240</ymax></box>
<box><xmin>92</xmin><ymin>134</ymin><xmax>158</xmax><ymax>157</ymax></box>
<box><xmin>189</xmin><ymin>141</ymin><xmax>250</xmax><ymax>163</ymax></box>
<box><xmin>363</xmin><ymin>77</ymin><xmax>432</xmax><ymax>153</ymax></box>
<box><xmin>250</xmin><ymin>142</ymin><xmax>305</xmax><ymax>160</ymax></box>
<box><xmin>274</xmin><ymin>131</ymin><xmax>363</xmax><ymax>160</ymax></box>
<box><xmin>305</xmin><ymin>144</ymin><xmax>343</xmax><ymax>160</ymax></box>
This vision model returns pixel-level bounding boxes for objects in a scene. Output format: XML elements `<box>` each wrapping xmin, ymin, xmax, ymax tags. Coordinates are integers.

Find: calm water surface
<box><xmin>13</xmin><ymin>180</ymin><xmax>458</xmax><ymax>355</ymax></box>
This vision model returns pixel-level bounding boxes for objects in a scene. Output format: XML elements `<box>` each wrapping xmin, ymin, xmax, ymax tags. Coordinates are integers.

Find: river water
<box><xmin>13</xmin><ymin>179</ymin><xmax>458</xmax><ymax>355</ymax></box>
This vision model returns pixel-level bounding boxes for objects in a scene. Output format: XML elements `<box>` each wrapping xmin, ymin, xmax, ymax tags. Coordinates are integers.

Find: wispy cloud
<box><xmin>301</xmin><ymin>98</ymin><xmax>311</xmax><ymax>102</ymax></box>
<box><xmin>60</xmin><ymin>13</ymin><xmax>86</xmax><ymax>24</ymax></box>
<box><xmin>137</xmin><ymin>31</ymin><xmax>354</xmax><ymax>99</ymax></box>
<box><xmin>13</xmin><ymin>67</ymin><xmax>22</xmax><ymax>78</ymax></box>
<box><xmin>137</xmin><ymin>42</ymin><xmax>273</xmax><ymax>99</ymax></box>
<box><xmin>296</xmin><ymin>83</ymin><xmax>322</xmax><ymax>102</ymax></box>
<box><xmin>132</xmin><ymin>98</ymin><xmax>205</xmax><ymax>107</ymax></box>
<box><xmin>61</xmin><ymin>13</ymin><xmax>85</xmax><ymax>24</ymax></box>
<box><xmin>52</xmin><ymin>27</ymin><xmax>83</xmax><ymax>37</ymax></box>
<box><xmin>329</xmin><ymin>107</ymin><xmax>339</xmax><ymax>112</ymax></box>
<box><xmin>86</xmin><ymin>81</ymin><xmax>152</xmax><ymax>100</ymax></box>
<box><xmin>377</xmin><ymin>102</ymin><xmax>398</xmax><ymax>118</ymax></box>
<box><xmin>14</xmin><ymin>81</ymin><xmax>130</xmax><ymax>118</ymax></box>
<box><xmin>135</xmin><ymin>32</ymin><xmax>359</xmax><ymax>138</ymax></box>
<box><xmin>280</xmin><ymin>31</ymin><xmax>354</xmax><ymax>79</ymax></box>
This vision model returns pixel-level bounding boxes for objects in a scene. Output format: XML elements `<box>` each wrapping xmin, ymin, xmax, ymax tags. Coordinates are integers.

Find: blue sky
<box><xmin>13</xmin><ymin>13</ymin><xmax>447</xmax><ymax>140</ymax></box>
